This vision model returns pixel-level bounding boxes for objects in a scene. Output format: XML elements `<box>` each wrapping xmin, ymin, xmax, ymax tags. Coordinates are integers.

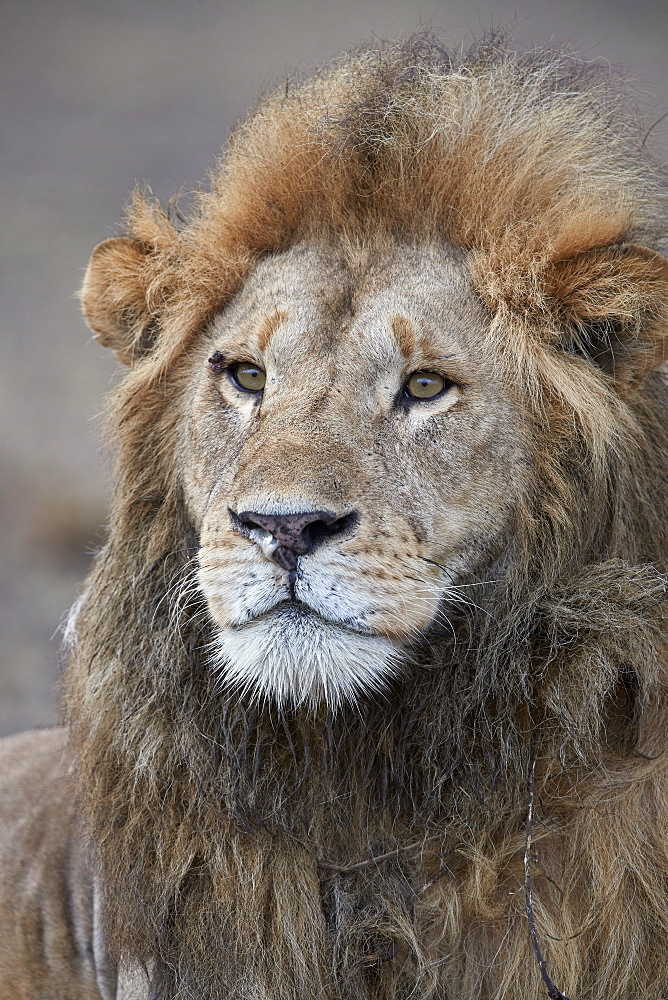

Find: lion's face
<box><xmin>179</xmin><ymin>240</ymin><xmax>527</xmax><ymax>707</ymax></box>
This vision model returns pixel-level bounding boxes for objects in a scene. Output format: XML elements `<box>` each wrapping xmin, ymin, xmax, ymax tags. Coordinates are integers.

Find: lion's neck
<box><xmin>65</xmin><ymin>538</ymin><xmax>668</xmax><ymax>999</ymax></box>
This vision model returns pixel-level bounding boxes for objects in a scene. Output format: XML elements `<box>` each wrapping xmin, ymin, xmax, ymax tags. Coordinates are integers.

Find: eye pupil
<box><xmin>406</xmin><ymin>370</ymin><xmax>447</xmax><ymax>400</ymax></box>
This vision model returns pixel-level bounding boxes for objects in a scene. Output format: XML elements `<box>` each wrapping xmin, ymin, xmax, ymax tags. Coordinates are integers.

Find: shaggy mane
<box><xmin>67</xmin><ymin>35</ymin><xmax>668</xmax><ymax>1000</ymax></box>
<box><xmin>119</xmin><ymin>35</ymin><xmax>666</xmax><ymax>359</ymax></box>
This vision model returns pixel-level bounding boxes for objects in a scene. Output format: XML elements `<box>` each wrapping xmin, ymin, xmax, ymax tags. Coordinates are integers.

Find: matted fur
<box><xmin>68</xmin><ymin>35</ymin><xmax>668</xmax><ymax>999</ymax></box>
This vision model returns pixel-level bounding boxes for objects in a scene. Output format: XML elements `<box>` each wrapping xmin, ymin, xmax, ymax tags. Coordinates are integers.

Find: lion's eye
<box><xmin>229</xmin><ymin>362</ymin><xmax>266</xmax><ymax>393</ymax></box>
<box><xmin>404</xmin><ymin>371</ymin><xmax>449</xmax><ymax>400</ymax></box>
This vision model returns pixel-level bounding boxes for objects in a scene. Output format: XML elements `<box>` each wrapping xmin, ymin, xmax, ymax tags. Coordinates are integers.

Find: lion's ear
<box><xmin>80</xmin><ymin>237</ymin><xmax>156</xmax><ymax>366</ymax></box>
<box><xmin>548</xmin><ymin>244</ymin><xmax>668</xmax><ymax>393</ymax></box>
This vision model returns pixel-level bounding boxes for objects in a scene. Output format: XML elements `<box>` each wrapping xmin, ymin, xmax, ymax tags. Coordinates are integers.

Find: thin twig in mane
<box><xmin>318</xmin><ymin>839</ymin><xmax>426</xmax><ymax>873</ymax></box>
<box><xmin>525</xmin><ymin>757</ymin><xmax>571</xmax><ymax>1000</ymax></box>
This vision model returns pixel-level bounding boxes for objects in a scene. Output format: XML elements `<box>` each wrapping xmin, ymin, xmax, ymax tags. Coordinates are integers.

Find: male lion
<box><xmin>2</xmin><ymin>34</ymin><xmax>668</xmax><ymax>1000</ymax></box>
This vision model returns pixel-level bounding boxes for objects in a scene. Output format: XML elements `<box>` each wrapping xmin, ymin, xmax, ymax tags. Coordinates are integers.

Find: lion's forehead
<box><xmin>209</xmin><ymin>241</ymin><xmax>491</xmax><ymax>375</ymax></box>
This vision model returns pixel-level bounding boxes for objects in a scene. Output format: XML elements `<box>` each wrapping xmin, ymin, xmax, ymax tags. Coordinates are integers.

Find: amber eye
<box><xmin>405</xmin><ymin>371</ymin><xmax>449</xmax><ymax>400</ymax></box>
<box><xmin>229</xmin><ymin>362</ymin><xmax>266</xmax><ymax>393</ymax></box>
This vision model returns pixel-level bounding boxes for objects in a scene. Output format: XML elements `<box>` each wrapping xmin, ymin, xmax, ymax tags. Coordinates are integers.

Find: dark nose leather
<box><xmin>234</xmin><ymin>509</ymin><xmax>358</xmax><ymax>570</ymax></box>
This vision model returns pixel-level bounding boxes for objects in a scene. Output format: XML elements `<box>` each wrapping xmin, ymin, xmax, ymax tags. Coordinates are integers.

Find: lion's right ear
<box><xmin>80</xmin><ymin>238</ymin><xmax>155</xmax><ymax>366</ymax></box>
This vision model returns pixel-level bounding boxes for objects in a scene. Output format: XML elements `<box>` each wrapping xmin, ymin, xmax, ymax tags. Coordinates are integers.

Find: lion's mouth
<box><xmin>236</xmin><ymin>598</ymin><xmax>379</xmax><ymax>638</ymax></box>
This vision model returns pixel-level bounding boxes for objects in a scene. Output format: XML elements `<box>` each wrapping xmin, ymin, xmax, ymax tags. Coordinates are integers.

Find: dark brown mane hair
<box><xmin>67</xmin><ymin>35</ymin><xmax>668</xmax><ymax>999</ymax></box>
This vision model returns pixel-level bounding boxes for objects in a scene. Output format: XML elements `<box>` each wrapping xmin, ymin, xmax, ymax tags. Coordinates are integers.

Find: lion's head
<box><xmin>160</xmin><ymin>239</ymin><xmax>528</xmax><ymax>708</ymax></box>
<box><xmin>68</xmin><ymin>35</ymin><xmax>668</xmax><ymax>1000</ymax></box>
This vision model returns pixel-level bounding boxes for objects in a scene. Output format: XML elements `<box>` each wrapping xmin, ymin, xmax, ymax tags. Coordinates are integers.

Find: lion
<box><xmin>2</xmin><ymin>33</ymin><xmax>668</xmax><ymax>1000</ymax></box>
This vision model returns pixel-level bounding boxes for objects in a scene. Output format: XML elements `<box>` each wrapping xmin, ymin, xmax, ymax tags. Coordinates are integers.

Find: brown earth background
<box><xmin>2</xmin><ymin>0</ymin><xmax>667</xmax><ymax>736</ymax></box>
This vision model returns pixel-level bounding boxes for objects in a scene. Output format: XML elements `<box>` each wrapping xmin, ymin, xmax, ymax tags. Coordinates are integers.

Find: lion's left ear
<box><xmin>547</xmin><ymin>243</ymin><xmax>668</xmax><ymax>392</ymax></box>
<box><xmin>80</xmin><ymin>237</ymin><xmax>156</xmax><ymax>366</ymax></box>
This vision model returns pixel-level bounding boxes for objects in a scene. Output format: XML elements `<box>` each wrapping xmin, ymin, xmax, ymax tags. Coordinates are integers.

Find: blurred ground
<box><xmin>1</xmin><ymin>0</ymin><xmax>667</xmax><ymax>736</ymax></box>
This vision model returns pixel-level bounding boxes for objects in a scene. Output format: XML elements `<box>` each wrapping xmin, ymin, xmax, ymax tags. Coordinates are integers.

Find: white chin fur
<box><xmin>211</xmin><ymin>604</ymin><xmax>403</xmax><ymax>709</ymax></box>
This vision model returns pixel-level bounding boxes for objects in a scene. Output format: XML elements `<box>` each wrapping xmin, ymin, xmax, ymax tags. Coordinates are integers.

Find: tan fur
<box><xmin>0</xmin><ymin>729</ymin><xmax>105</xmax><ymax>1000</ymax></box>
<box><xmin>256</xmin><ymin>308</ymin><xmax>288</xmax><ymax>351</ymax></box>
<box><xmin>391</xmin><ymin>314</ymin><xmax>415</xmax><ymax>357</ymax></box>
<box><xmin>4</xmin><ymin>34</ymin><xmax>668</xmax><ymax>1000</ymax></box>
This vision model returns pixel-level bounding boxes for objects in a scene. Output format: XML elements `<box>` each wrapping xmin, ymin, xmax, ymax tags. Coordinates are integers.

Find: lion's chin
<box><xmin>211</xmin><ymin>603</ymin><xmax>403</xmax><ymax>709</ymax></box>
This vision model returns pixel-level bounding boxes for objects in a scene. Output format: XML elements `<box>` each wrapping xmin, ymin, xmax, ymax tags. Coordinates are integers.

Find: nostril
<box><xmin>235</xmin><ymin>510</ymin><xmax>271</xmax><ymax>534</ymax></box>
<box><xmin>311</xmin><ymin>511</ymin><xmax>359</xmax><ymax>544</ymax></box>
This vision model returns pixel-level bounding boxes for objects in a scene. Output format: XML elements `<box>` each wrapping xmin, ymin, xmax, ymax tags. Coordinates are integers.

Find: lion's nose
<box><xmin>233</xmin><ymin>509</ymin><xmax>358</xmax><ymax>571</ymax></box>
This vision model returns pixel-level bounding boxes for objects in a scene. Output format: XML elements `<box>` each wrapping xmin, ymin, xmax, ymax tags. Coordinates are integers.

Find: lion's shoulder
<box><xmin>0</xmin><ymin>728</ymin><xmax>109</xmax><ymax>1000</ymax></box>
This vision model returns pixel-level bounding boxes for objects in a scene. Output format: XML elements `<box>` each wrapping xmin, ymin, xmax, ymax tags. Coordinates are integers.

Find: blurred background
<box><xmin>2</xmin><ymin>0</ymin><xmax>667</xmax><ymax>736</ymax></box>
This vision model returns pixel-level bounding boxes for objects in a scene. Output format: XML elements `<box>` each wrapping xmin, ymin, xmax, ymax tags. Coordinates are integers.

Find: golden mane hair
<box><xmin>69</xmin><ymin>35</ymin><xmax>668</xmax><ymax>999</ymax></box>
